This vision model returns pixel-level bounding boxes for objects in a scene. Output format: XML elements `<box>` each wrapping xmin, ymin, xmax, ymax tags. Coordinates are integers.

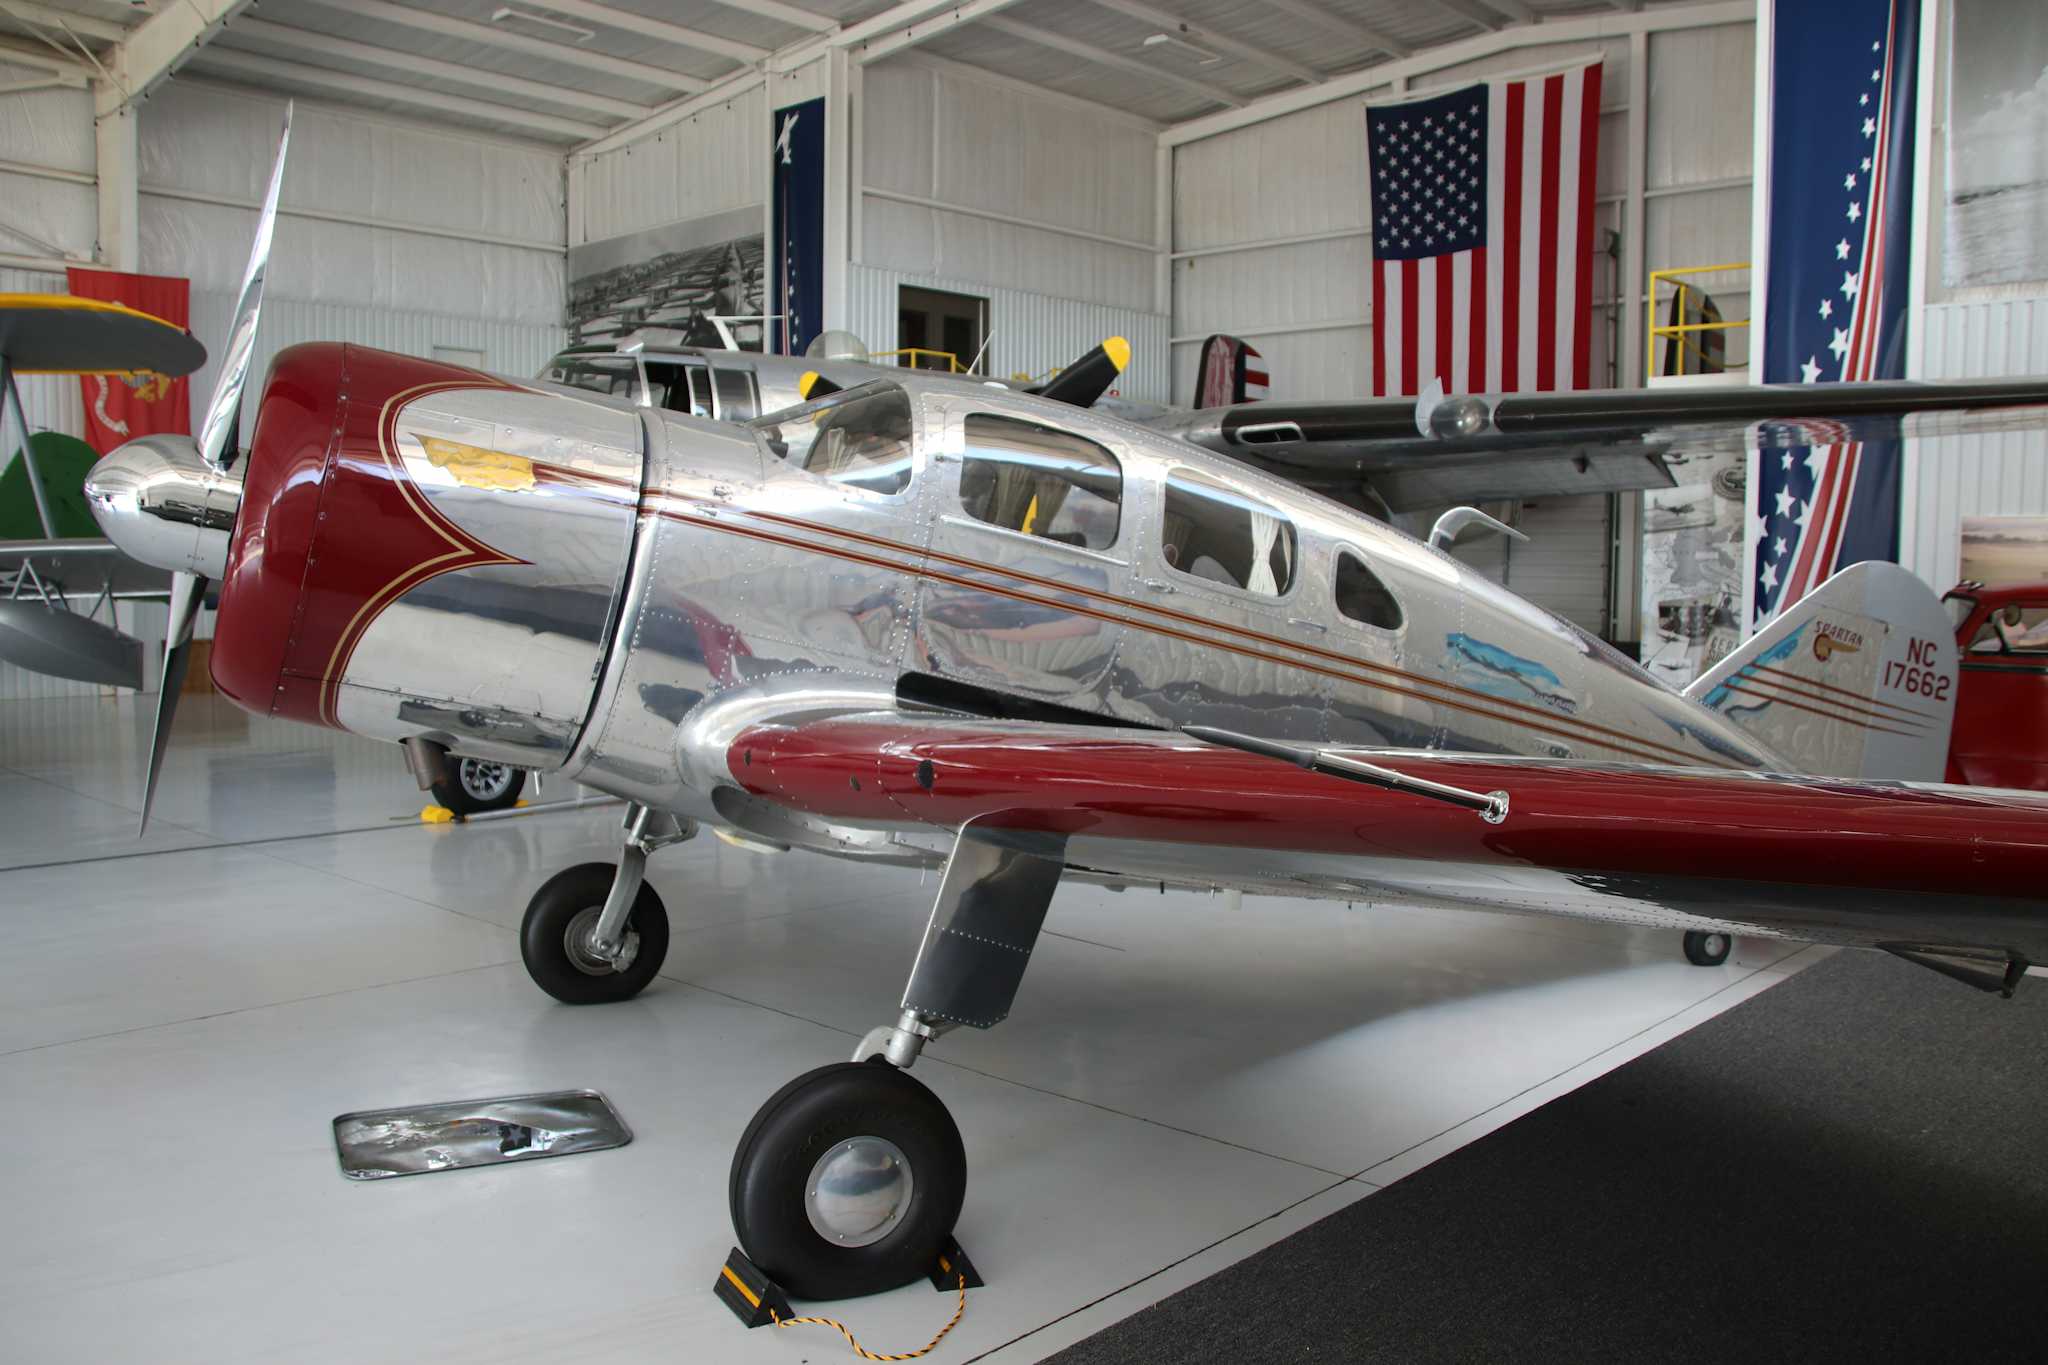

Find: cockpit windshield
<box><xmin>751</xmin><ymin>381</ymin><xmax>914</xmax><ymax>496</ymax></box>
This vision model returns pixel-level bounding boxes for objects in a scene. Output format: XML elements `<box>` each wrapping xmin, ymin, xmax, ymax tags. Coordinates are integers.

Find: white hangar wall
<box><xmin>0</xmin><ymin>79</ymin><xmax>567</xmax><ymax>701</ymax></box>
<box><xmin>1163</xmin><ymin>1</ymin><xmax>1756</xmax><ymax>637</ymax></box>
<box><xmin>849</xmin><ymin>54</ymin><xmax>1169</xmax><ymax>401</ymax></box>
<box><xmin>1899</xmin><ymin>0</ymin><xmax>2048</xmax><ymax>593</ymax></box>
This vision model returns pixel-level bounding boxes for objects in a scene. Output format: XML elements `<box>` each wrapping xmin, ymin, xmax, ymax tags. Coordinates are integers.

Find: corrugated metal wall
<box><xmin>846</xmin><ymin>263</ymin><xmax>1169</xmax><ymax>403</ymax></box>
<box><xmin>1901</xmin><ymin>299</ymin><xmax>2048</xmax><ymax>591</ymax></box>
<box><xmin>859</xmin><ymin>56</ymin><xmax>1158</xmax><ymax>315</ymax></box>
<box><xmin>579</xmin><ymin>83</ymin><xmax>770</xmax><ymax>247</ymax></box>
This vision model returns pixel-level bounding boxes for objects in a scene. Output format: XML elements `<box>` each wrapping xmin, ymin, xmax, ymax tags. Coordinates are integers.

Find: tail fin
<box><xmin>1195</xmin><ymin>335</ymin><xmax>1269</xmax><ymax>407</ymax></box>
<box><xmin>1685</xmin><ymin>562</ymin><xmax>1957</xmax><ymax>781</ymax></box>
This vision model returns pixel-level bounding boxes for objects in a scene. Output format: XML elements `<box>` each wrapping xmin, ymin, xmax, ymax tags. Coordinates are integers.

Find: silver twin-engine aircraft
<box><xmin>82</xmin><ymin>111</ymin><xmax>2048</xmax><ymax>1301</ymax></box>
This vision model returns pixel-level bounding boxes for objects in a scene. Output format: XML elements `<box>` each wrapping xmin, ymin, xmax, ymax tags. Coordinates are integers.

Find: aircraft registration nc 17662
<box><xmin>83</xmin><ymin>111</ymin><xmax>2048</xmax><ymax>1301</ymax></box>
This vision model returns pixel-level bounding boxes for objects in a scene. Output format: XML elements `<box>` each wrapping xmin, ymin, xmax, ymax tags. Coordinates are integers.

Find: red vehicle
<box><xmin>1943</xmin><ymin>580</ymin><xmax>2048</xmax><ymax>789</ymax></box>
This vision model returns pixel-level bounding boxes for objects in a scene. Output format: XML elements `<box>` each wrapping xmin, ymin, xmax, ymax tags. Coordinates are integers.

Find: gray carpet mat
<box><xmin>1044</xmin><ymin>949</ymin><xmax>2048</xmax><ymax>1364</ymax></box>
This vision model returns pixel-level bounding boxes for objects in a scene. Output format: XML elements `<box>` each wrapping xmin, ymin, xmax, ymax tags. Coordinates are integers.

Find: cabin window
<box><xmin>754</xmin><ymin>382</ymin><xmax>914</xmax><ymax>496</ymax></box>
<box><xmin>1160</xmin><ymin>470</ymin><xmax>1297</xmax><ymax>595</ymax></box>
<box><xmin>545</xmin><ymin>355</ymin><xmax>642</xmax><ymax>405</ymax></box>
<box><xmin>956</xmin><ymin>414</ymin><xmax>1121</xmax><ymax>550</ymax></box>
<box><xmin>1334</xmin><ymin>551</ymin><xmax>1404</xmax><ymax>630</ymax></box>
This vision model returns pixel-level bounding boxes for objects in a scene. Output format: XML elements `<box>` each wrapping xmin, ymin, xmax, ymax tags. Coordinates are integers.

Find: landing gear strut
<box><xmin>729</xmin><ymin>821</ymin><xmax>1067</xmax><ymax>1299</ymax></box>
<box><xmin>519</xmin><ymin>803</ymin><xmax>693</xmax><ymax>1004</ymax></box>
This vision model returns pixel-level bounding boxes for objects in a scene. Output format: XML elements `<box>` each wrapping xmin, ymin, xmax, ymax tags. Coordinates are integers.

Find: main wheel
<box><xmin>432</xmin><ymin>758</ymin><xmax>526</xmax><ymax>817</ymax></box>
<box><xmin>731</xmin><ymin>1061</ymin><xmax>966</xmax><ymax>1301</ymax></box>
<box><xmin>519</xmin><ymin>862</ymin><xmax>670</xmax><ymax>1004</ymax></box>
<box><xmin>1683</xmin><ymin>930</ymin><xmax>1733</xmax><ymax>966</ymax></box>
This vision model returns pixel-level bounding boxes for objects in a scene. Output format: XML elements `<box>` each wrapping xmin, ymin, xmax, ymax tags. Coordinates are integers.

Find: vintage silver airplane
<box><xmin>82</xmin><ymin>113</ymin><xmax>2048</xmax><ymax>1302</ymax></box>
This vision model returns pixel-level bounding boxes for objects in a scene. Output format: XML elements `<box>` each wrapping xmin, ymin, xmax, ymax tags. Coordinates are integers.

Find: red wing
<box><xmin>727</xmin><ymin>715</ymin><xmax>2048</xmax><ymax>902</ymax></box>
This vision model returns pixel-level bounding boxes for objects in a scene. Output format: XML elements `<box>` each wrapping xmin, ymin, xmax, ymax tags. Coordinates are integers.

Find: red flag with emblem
<box><xmin>64</xmin><ymin>268</ymin><xmax>193</xmax><ymax>454</ymax></box>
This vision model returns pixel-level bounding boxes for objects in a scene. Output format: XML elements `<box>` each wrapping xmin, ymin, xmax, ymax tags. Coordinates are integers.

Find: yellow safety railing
<box><xmin>1647</xmin><ymin>262</ymin><xmax>1750</xmax><ymax>377</ymax></box>
<box><xmin>873</xmin><ymin>347</ymin><xmax>966</xmax><ymax>373</ymax></box>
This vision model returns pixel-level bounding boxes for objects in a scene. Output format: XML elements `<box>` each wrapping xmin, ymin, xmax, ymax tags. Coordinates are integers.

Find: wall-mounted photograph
<box><xmin>1960</xmin><ymin>514</ymin><xmax>2048</xmax><ymax>586</ymax></box>
<box><xmin>1944</xmin><ymin>0</ymin><xmax>2048</xmax><ymax>287</ymax></box>
<box><xmin>566</xmin><ymin>207</ymin><xmax>765</xmax><ymax>348</ymax></box>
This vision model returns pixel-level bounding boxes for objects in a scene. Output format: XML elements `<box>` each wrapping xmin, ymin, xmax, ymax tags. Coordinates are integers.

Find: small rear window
<box><xmin>1335</xmin><ymin>551</ymin><xmax>1403</xmax><ymax>630</ymax></box>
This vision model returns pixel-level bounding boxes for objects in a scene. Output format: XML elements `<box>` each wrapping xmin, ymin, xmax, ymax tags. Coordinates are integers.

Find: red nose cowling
<box><xmin>211</xmin><ymin>342</ymin><xmax>527</xmax><ymax>727</ymax></box>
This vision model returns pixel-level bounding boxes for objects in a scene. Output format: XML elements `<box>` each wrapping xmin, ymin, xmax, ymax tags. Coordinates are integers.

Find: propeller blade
<box><xmin>196</xmin><ymin>103</ymin><xmax>293</xmax><ymax>473</ymax></box>
<box><xmin>138</xmin><ymin>570</ymin><xmax>207</xmax><ymax>835</ymax></box>
<box><xmin>798</xmin><ymin>370</ymin><xmax>842</xmax><ymax>401</ymax></box>
<box><xmin>1031</xmin><ymin>336</ymin><xmax>1130</xmax><ymax>409</ymax></box>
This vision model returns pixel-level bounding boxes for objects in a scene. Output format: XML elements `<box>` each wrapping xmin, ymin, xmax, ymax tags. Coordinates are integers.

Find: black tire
<box><xmin>1683</xmin><ymin>929</ymin><xmax>1733</xmax><ymax>966</ymax></box>
<box><xmin>519</xmin><ymin>862</ymin><xmax>669</xmax><ymax>1004</ymax></box>
<box><xmin>431</xmin><ymin>757</ymin><xmax>526</xmax><ymax>817</ymax></box>
<box><xmin>730</xmin><ymin>1061</ymin><xmax>966</xmax><ymax>1301</ymax></box>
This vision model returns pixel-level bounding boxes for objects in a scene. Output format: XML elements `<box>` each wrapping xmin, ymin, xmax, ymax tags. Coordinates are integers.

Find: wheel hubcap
<box><xmin>563</xmin><ymin>905</ymin><xmax>638</xmax><ymax>976</ymax></box>
<box><xmin>804</xmin><ymin>1136</ymin><xmax>913</xmax><ymax>1248</ymax></box>
<box><xmin>1706</xmin><ymin>934</ymin><xmax>1730</xmax><ymax>958</ymax></box>
<box><xmin>458</xmin><ymin>758</ymin><xmax>515</xmax><ymax>802</ymax></box>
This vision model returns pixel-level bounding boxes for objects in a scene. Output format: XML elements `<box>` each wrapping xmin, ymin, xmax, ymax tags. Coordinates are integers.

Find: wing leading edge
<box><xmin>1155</xmin><ymin>376</ymin><xmax>2048</xmax><ymax>511</ymax></box>
<box><xmin>725</xmin><ymin>712</ymin><xmax>2048</xmax><ymax>958</ymax></box>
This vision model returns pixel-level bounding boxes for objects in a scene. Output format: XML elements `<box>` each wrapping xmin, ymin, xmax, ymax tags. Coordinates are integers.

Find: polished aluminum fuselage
<box><xmin>550</xmin><ymin>377</ymin><xmax>1785</xmax><ymax>860</ymax></box>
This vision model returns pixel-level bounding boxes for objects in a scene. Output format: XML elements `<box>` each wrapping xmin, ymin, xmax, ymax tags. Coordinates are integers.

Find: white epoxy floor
<box><xmin>0</xmin><ymin>695</ymin><xmax>1826</xmax><ymax>1363</ymax></box>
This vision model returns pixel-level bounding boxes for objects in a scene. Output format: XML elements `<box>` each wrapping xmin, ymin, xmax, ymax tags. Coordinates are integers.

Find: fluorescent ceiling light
<box><xmin>491</xmin><ymin>7</ymin><xmax>595</xmax><ymax>44</ymax></box>
<box><xmin>1142</xmin><ymin>31</ymin><xmax>1221</xmax><ymax>66</ymax></box>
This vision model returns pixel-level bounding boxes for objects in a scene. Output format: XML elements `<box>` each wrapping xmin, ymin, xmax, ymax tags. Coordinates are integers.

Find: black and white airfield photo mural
<box><xmin>1945</xmin><ymin>0</ymin><xmax>2048</xmax><ymax>288</ymax></box>
<box><xmin>565</xmin><ymin>207</ymin><xmax>765</xmax><ymax>348</ymax></box>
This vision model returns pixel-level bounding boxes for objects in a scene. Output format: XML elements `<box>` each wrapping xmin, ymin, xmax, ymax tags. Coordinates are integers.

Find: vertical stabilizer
<box><xmin>1685</xmin><ymin>562</ymin><xmax>1956</xmax><ymax>781</ymax></box>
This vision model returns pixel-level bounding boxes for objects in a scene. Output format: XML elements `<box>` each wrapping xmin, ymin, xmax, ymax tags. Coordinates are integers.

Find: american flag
<box><xmin>1367</xmin><ymin>62</ymin><xmax>1603</xmax><ymax>398</ymax></box>
<box><xmin>1751</xmin><ymin>0</ymin><xmax>1917</xmax><ymax>623</ymax></box>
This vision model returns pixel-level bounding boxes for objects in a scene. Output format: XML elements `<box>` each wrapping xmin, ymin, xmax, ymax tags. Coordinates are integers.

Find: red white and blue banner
<box><xmin>1367</xmin><ymin>61</ymin><xmax>1603</xmax><ymax>398</ymax></box>
<box><xmin>771</xmin><ymin>95</ymin><xmax>826</xmax><ymax>358</ymax></box>
<box><xmin>1752</xmin><ymin>0</ymin><xmax>1920</xmax><ymax>625</ymax></box>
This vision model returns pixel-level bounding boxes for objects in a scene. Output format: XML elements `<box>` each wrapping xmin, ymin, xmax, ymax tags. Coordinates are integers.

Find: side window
<box><xmin>544</xmin><ymin>355</ymin><xmax>643</xmax><ymax>404</ymax></box>
<box><xmin>1334</xmin><ymin>550</ymin><xmax>1404</xmax><ymax>630</ymax></box>
<box><xmin>755</xmin><ymin>384</ymin><xmax>915</xmax><ymax>496</ymax></box>
<box><xmin>1160</xmin><ymin>470</ymin><xmax>1297</xmax><ymax>595</ymax></box>
<box><xmin>646</xmin><ymin>360</ymin><xmax>712</xmax><ymax>417</ymax></box>
<box><xmin>957</xmin><ymin>414</ymin><xmax>1121</xmax><ymax>550</ymax></box>
<box><xmin>1972</xmin><ymin>605</ymin><xmax>2048</xmax><ymax>654</ymax></box>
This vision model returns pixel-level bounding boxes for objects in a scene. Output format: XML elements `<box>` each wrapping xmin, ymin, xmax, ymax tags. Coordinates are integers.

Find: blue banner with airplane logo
<box><xmin>772</xmin><ymin>96</ymin><xmax>826</xmax><ymax>359</ymax></box>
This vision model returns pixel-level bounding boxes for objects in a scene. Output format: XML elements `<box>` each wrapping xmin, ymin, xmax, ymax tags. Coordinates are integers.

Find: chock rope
<box><xmin>769</xmin><ymin>1273</ymin><xmax>968</xmax><ymax>1361</ymax></box>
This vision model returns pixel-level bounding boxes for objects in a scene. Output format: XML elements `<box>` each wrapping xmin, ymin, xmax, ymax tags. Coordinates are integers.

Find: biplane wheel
<box><xmin>431</xmin><ymin>757</ymin><xmax>526</xmax><ymax>817</ymax></box>
<box><xmin>730</xmin><ymin>1061</ymin><xmax>966</xmax><ymax>1301</ymax></box>
<box><xmin>1683</xmin><ymin>930</ymin><xmax>1732</xmax><ymax>967</ymax></box>
<box><xmin>519</xmin><ymin>863</ymin><xmax>669</xmax><ymax>1004</ymax></box>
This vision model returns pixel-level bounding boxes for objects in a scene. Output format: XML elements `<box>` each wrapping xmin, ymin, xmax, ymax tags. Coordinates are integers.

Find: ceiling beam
<box><xmin>979</xmin><ymin>14</ymin><xmax>1244</xmax><ymax>110</ymax></box>
<box><xmin>1085</xmin><ymin>0</ymin><xmax>1323</xmax><ymax>88</ymax></box>
<box><xmin>517</xmin><ymin>0</ymin><xmax>766</xmax><ymax>65</ymax></box>
<box><xmin>312</xmin><ymin>0</ymin><xmax>704</xmax><ymax>94</ymax></box>
<box><xmin>0</xmin><ymin>2</ymin><xmax>129</xmax><ymax>46</ymax></box>
<box><xmin>97</xmin><ymin>0</ymin><xmax>250</xmax><ymax>114</ymax></box>
<box><xmin>229</xmin><ymin>18</ymin><xmax>653</xmax><ymax>122</ymax></box>
<box><xmin>1261</xmin><ymin>0</ymin><xmax>1410</xmax><ymax>60</ymax></box>
<box><xmin>832</xmin><ymin>1</ymin><xmax>1002</xmax><ymax>53</ymax></box>
<box><xmin>699</xmin><ymin>0</ymin><xmax>837</xmax><ymax>35</ymax></box>
<box><xmin>851</xmin><ymin>0</ymin><xmax>1033</xmax><ymax>65</ymax></box>
<box><xmin>1431</xmin><ymin>0</ymin><xmax>1535</xmax><ymax>32</ymax></box>
<box><xmin>189</xmin><ymin>48</ymin><xmax>609</xmax><ymax>142</ymax></box>
<box><xmin>0</xmin><ymin>33</ymin><xmax>90</xmax><ymax>79</ymax></box>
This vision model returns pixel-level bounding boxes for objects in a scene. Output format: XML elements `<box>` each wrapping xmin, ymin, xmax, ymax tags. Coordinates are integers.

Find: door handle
<box><xmin>1288</xmin><ymin>617</ymin><xmax>1329</xmax><ymax>634</ymax></box>
<box><xmin>1140</xmin><ymin>577</ymin><xmax>1175</xmax><ymax>594</ymax></box>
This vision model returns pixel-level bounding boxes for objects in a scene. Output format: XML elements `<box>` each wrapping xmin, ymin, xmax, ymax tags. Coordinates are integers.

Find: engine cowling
<box><xmin>214</xmin><ymin>343</ymin><xmax>645</xmax><ymax>771</ymax></box>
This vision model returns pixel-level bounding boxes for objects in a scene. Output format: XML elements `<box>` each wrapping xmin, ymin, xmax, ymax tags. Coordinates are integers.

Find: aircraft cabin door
<box><xmin>913</xmin><ymin>400</ymin><xmax>1129</xmax><ymax>705</ymax></box>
